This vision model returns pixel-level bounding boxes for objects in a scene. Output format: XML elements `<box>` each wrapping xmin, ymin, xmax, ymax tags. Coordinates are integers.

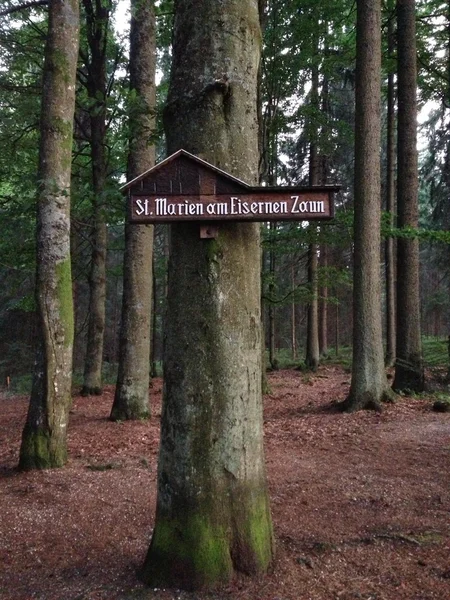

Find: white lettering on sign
<box><xmin>206</xmin><ymin>202</ymin><xmax>229</xmax><ymax>216</ymax></box>
<box><xmin>291</xmin><ymin>196</ymin><xmax>325</xmax><ymax>214</ymax></box>
<box><xmin>154</xmin><ymin>198</ymin><xmax>204</xmax><ymax>217</ymax></box>
<box><xmin>230</xmin><ymin>197</ymin><xmax>289</xmax><ymax>216</ymax></box>
<box><xmin>136</xmin><ymin>198</ymin><xmax>151</xmax><ymax>216</ymax></box>
<box><xmin>133</xmin><ymin>194</ymin><xmax>329</xmax><ymax>220</ymax></box>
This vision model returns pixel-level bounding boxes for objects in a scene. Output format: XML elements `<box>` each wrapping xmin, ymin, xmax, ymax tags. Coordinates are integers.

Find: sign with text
<box><xmin>122</xmin><ymin>150</ymin><xmax>338</xmax><ymax>224</ymax></box>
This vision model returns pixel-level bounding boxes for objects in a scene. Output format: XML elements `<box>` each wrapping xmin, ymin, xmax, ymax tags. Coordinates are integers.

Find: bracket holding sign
<box><xmin>121</xmin><ymin>149</ymin><xmax>339</xmax><ymax>236</ymax></box>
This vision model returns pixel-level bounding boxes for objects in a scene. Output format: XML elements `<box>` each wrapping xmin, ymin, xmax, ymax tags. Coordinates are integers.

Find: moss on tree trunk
<box><xmin>140</xmin><ymin>0</ymin><xmax>273</xmax><ymax>589</ymax></box>
<box><xmin>19</xmin><ymin>0</ymin><xmax>79</xmax><ymax>470</ymax></box>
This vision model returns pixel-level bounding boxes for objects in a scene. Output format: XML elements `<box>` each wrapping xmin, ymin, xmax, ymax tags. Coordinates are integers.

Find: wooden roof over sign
<box><xmin>123</xmin><ymin>149</ymin><xmax>339</xmax><ymax>224</ymax></box>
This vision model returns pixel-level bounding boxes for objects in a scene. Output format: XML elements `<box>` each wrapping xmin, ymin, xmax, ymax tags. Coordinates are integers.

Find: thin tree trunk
<box><xmin>291</xmin><ymin>263</ymin><xmax>297</xmax><ymax>360</ymax></box>
<box><xmin>19</xmin><ymin>0</ymin><xmax>79</xmax><ymax>469</ymax></box>
<box><xmin>305</xmin><ymin>62</ymin><xmax>320</xmax><ymax>371</ymax></box>
<box><xmin>305</xmin><ymin>242</ymin><xmax>319</xmax><ymax>370</ymax></box>
<box><xmin>318</xmin><ymin>73</ymin><xmax>330</xmax><ymax>359</ymax></box>
<box><xmin>335</xmin><ymin>292</ymin><xmax>340</xmax><ymax>356</ymax></box>
<box><xmin>385</xmin><ymin>0</ymin><xmax>396</xmax><ymax>368</ymax></box>
<box><xmin>151</xmin><ymin>259</ymin><xmax>158</xmax><ymax>378</ymax></box>
<box><xmin>393</xmin><ymin>0</ymin><xmax>424</xmax><ymax>392</ymax></box>
<box><xmin>141</xmin><ymin>0</ymin><xmax>273</xmax><ymax>589</ymax></box>
<box><xmin>319</xmin><ymin>245</ymin><xmax>329</xmax><ymax>357</ymax></box>
<box><xmin>110</xmin><ymin>0</ymin><xmax>156</xmax><ymax>420</ymax></box>
<box><xmin>340</xmin><ymin>0</ymin><xmax>392</xmax><ymax>412</ymax></box>
<box><xmin>268</xmin><ymin>222</ymin><xmax>277</xmax><ymax>369</ymax></box>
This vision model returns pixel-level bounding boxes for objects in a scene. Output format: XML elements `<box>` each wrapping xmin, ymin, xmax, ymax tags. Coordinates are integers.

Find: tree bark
<box><xmin>110</xmin><ymin>0</ymin><xmax>156</xmax><ymax>421</ymax></box>
<box><xmin>305</xmin><ymin>61</ymin><xmax>320</xmax><ymax>371</ymax></box>
<box><xmin>19</xmin><ymin>0</ymin><xmax>79</xmax><ymax>469</ymax></box>
<box><xmin>305</xmin><ymin>241</ymin><xmax>319</xmax><ymax>370</ymax></box>
<box><xmin>319</xmin><ymin>244</ymin><xmax>329</xmax><ymax>357</ymax></box>
<box><xmin>291</xmin><ymin>263</ymin><xmax>297</xmax><ymax>360</ymax></box>
<box><xmin>140</xmin><ymin>0</ymin><xmax>273</xmax><ymax>589</ymax></box>
<box><xmin>392</xmin><ymin>0</ymin><xmax>424</xmax><ymax>392</ymax></box>
<box><xmin>268</xmin><ymin>222</ymin><xmax>278</xmax><ymax>369</ymax></box>
<box><xmin>340</xmin><ymin>0</ymin><xmax>392</xmax><ymax>412</ymax></box>
<box><xmin>385</xmin><ymin>1</ymin><xmax>396</xmax><ymax>368</ymax></box>
<box><xmin>81</xmin><ymin>0</ymin><xmax>110</xmax><ymax>396</ymax></box>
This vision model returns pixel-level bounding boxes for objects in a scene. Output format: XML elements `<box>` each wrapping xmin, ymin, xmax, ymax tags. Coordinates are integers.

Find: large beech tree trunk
<box><xmin>340</xmin><ymin>0</ymin><xmax>392</xmax><ymax>412</ymax></box>
<box><xmin>393</xmin><ymin>0</ymin><xmax>424</xmax><ymax>392</ymax></box>
<box><xmin>110</xmin><ymin>0</ymin><xmax>156</xmax><ymax>421</ymax></box>
<box><xmin>140</xmin><ymin>0</ymin><xmax>273</xmax><ymax>590</ymax></box>
<box><xmin>19</xmin><ymin>0</ymin><xmax>79</xmax><ymax>470</ymax></box>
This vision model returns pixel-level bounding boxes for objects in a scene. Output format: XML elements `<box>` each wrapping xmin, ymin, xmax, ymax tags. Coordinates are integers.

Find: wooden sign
<box><xmin>122</xmin><ymin>150</ymin><xmax>339</xmax><ymax>224</ymax></box>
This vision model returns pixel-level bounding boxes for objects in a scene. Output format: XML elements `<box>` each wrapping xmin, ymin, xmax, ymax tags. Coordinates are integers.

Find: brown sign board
<box><xmin>121</xmin><ymin>150</ymin><xmax>339</xmax><ymax>224</ymax></box>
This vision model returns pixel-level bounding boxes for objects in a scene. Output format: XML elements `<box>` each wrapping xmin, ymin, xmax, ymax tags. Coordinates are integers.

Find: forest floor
<box><xmin>0</xmin><ymin>366</ymin><xmax>450</xmax><ymax>600</ymax></box>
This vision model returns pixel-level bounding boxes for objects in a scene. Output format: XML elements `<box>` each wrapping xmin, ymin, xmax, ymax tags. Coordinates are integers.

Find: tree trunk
<box><xmin>319</xmin><ymin>244</ymin><xmax>329</xmax><ymax>357</ymax></box>
<box><xmin>140</xmin><ymin>0</ymin><xmax>273</xmax><ymax>589</ymax></box>
<box><xmin>340</xmin><ymin>0</ymin><xmax>392</xmax><ymax>412</ymax></box>
<box><xmin>291</xmin><ymin>263</ymin><xmax>297</xmax><ymax>360</ymax></box>
<box><xmin>19</xmin><ymin>0</ymin><xmax>79</xmax><ymax>470</ymax></box>
<box><xmin>385</xmin><ymin>2</ymin><xmax>396</xmax><ymax>368</ymax></box>
<box><xmin>110</xmin><ymin>0</ymin><xmax>156</xmax><ymax>421</ymax></box>
<box><xmin>305</xmin><ymin>62</ymin><xmax>320</xmax><ymax>371</ymax></box>
<box><xmin>393</xmin><ymin>0</ymin><xmax>424</xmax><ymax>392</ymax></box>
<box><xmin>305</xmin><ymin>242</ymin><xmax>319</xmax><ymax>370</ymax></box>
<box><xmin>268</xmin><ymin>222</ymin><xmax>278</xmax><ymax>369</ymax></box>
<box><xmin>81</xmin><ymin>0</ymin><xmax>110</xmax><ymax>396</ymax></box>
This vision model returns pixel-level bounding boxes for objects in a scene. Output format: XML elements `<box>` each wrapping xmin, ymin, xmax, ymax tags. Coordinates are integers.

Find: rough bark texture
<box><xmin>392</xmin><ymin>0</ymin><xmax>424</xmax><ymax>393</ymax></box>
<box><xmin>140</xmin><ymin>0</ymin><xmax>273</xmax><ymax>589</ymax></box>
<box><xmin>19</xmin><ymin>0</ymin><xmax>79</xmax><ymax>470</ymax></box>
<box><xmin>110</xmin><ymin>0</ymin><xmax>156</xmax><ymax>421</ymax></box>
<box><xmin>384</xmin><ymin>1</ymin><xmax>396</xmax><ymax>369</ymax></box>
<box><xmin>340</xmin><ymin>0</ymin><xmax>392</xmax><ymax>412</ymax></box>
<box><xmin>81</xmin><ymin>0</ymin><xmax>110</xmax><ymax>396</ymax></box>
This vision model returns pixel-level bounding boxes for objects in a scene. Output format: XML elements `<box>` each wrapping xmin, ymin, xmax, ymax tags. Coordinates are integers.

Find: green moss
<box><xmin>205</xmin><ymin>236</ymin><xmax>223</xmax><ymax>265</ymax></box>
<box><xmin>141</xmin><ymin>513</ymin><xmax>233</xmax><ymax>590</ymax></box>
<box><xmin>19</xmin><ymin>429</ymin><xmax>51</xmax><ymax>470</ymax></box>
<box><xmin>56</xmin><ymin>258</ymin><xmax>74</xmax><ymax>347</ymax></box>
<box><xmin>245</xmin><ymin>494</ymin><xmax>273</xmax><ymax>571</ymax></box>
<box><xmin>110</xmin><ymin>393</ymin><xmax>150</xmax><ymax>421</ymax></box>
<box><xmin>19</xmin><ymin>428</ymin><xmax>66</xmax><ymax>470</ymax></box>
<box><xmin>231</xmin><ymin>490</ymin><xmax>273</xmax><ymax>574</ymax></box>
<box><xmin>141</xmin><ymin>485</ymin><xmax>273</xmax><ymax>591</ymax></box>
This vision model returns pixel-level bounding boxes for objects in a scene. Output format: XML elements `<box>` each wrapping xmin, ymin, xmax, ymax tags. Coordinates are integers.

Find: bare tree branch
<box><xmin>0</xmin><ymin>0</ymin><xmax>48</xmax><ymax>17</ymax></box>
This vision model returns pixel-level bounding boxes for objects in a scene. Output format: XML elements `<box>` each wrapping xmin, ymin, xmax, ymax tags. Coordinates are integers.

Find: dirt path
<box><xmin>0</xmin><ymin>367</ymin><xmax>449</xmax><ymax>599</ymax></box>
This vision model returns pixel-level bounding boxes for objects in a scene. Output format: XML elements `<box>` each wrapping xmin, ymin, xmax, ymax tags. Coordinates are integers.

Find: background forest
<box><xmin>0</xmin><ymin>0</ymin><xmax>449</xmax><ymax>392</ymax></box>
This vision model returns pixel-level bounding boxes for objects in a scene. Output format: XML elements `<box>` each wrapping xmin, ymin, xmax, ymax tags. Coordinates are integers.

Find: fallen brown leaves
<box><xmin>0</xmin><ymin>367</ymin><xmax>449</xmax><ymax>600</ymax></box>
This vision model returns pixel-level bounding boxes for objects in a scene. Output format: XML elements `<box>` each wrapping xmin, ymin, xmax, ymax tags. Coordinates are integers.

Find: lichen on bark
<box><xmin>19</xmin><ymin>0</ymin><xmax>79</xmax><ymax>470</ymax></box>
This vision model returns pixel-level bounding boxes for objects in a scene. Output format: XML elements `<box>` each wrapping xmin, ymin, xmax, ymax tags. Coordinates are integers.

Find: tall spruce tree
<box><xmin>384</xmin><ymin>0</ymin><xmax>396</xmax><ymax>368</ymax></box>
<box><xmin>140</xmin><ymin>0</ymin><xmax>273</xmax><ymax>589</ymax></box>
<box><xmin>340</xmin><ymin>0</ymin><xmax>393</xmax><ymax>411</ymax></box>
<box><xmin>19</xmin><ymin>0</ymin><xmax>79</xmax><ymax>469</ymax></box>
<box><xmin>393</xmin><ymin>0</ymin><xmax>424</xmax><ymax>392</ymax></box>
<box><xmin>80</xmin><ymin>0</ymin><xmax>112</xmax><ymax>396</ymax></box>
